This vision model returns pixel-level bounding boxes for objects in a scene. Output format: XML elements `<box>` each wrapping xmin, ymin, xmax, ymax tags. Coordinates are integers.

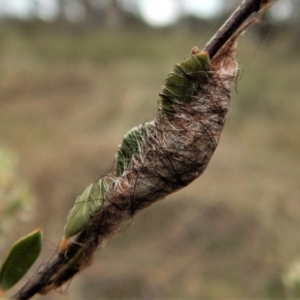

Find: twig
<box><xmin>203</xmin><ymin>0</ymin><xmax>272</xmax><ymax>58</ymax></box>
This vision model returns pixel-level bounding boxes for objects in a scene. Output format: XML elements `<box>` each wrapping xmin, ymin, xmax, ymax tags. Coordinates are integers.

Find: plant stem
<box><xmin>203</xmin><ymin>0</ymin><xmax>269</xmax><ymax>59</ymax></box>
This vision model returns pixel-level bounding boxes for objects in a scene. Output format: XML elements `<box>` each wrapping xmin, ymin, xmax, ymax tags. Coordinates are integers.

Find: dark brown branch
<box><xmin>203</xmin><ymin>0</ymin><xmax>271</xmax><ymax>59</ymax></box>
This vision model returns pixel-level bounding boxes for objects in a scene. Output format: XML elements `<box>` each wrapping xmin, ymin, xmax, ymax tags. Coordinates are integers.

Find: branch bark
<box><xmin>203</xmin><ymin>0</ymin><xmax>272</xmax><ymax>58</ymax></box>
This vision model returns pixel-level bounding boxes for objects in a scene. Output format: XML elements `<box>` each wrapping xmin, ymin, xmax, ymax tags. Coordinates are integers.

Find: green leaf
<box><xmin>0</xmin><ymin>229</ymin><xmax>42</xmax><ymax>292</ymax></box>
<box><xmin>63</xmin><ymin>178</ymin><xmax>110</xmax><ymax>239</ymax></box>
<box><xmin>59</xmin><ymin>178</ymin><xmax>110</xmax><ymax>253</ymax></box>
<box><xmin>116</xmin><ymin>125</ymin><xmax>148</xmax><ymax>176</ymax></box>
<box><xmin>160</xmin><ymin>50</ymin><xmax>211</xmax><ymax>118</ymax></box>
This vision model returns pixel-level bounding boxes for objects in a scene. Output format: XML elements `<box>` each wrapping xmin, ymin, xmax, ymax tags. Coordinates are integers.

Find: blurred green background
<box><xmin>1</xmin><ymin>1</ymin><xmax>300</xmax><ymax>299</ymax></box>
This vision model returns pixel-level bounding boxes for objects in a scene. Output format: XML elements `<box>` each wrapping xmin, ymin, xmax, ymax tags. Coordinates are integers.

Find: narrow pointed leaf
<box><xmin>0</xmin><ymin>229</ymin><xmax>42</xmax><ymax>292</ymax></box>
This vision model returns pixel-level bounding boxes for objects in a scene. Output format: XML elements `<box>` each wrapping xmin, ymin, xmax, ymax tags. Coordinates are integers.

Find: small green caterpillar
<box><xmin>59</xmin><ymin>177</ymin><xmax>110</xmax><ymax>252</ymax></box>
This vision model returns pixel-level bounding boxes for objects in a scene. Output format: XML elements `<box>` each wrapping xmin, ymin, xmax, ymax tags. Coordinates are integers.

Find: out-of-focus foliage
<box><xmin>0</xmin><ymin>147</ymin><xmax>36</xmax><ymax>249</ymax></box>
